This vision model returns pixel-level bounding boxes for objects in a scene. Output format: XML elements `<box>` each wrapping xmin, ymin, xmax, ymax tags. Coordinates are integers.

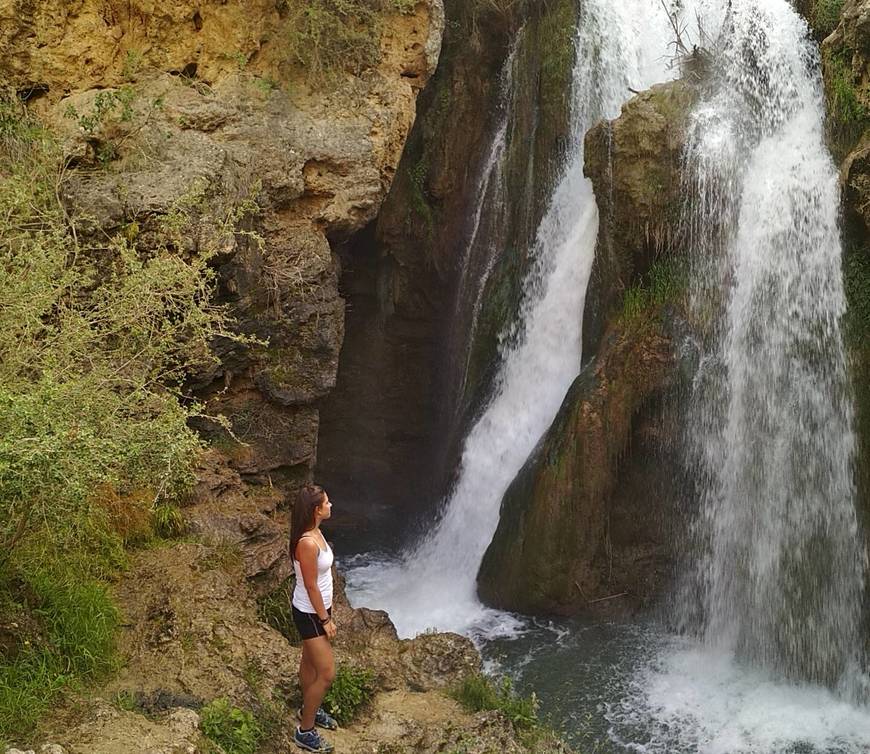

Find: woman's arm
<box><xmin>296</xmin><ymin>538</ymin><xmax>336</xmax><ymax>638</ymax></box>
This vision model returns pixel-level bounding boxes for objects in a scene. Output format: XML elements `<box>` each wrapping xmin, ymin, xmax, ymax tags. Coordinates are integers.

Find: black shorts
<box><xmin>292</xmin><ymin>605</ymin><xmax>332</xmax><ymax>640</ymax></box>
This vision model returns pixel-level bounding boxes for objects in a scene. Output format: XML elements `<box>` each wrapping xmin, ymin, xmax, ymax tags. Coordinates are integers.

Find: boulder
<box><xmin>478</xmin><ymin>313</ymin><xmax>685</xmax><ymax>614</ymax></box>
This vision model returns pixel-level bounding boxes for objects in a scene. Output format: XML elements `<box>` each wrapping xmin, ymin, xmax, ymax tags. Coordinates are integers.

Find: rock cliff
<box><xmin>2</xmin><ymin>0</ymin><xmax>443</xmax><ymax>499</ymax></box>
<box><xmin>316</xmin><ymin>0</ymin><xmax>582</xmax><ymax>545</ymax></box>
<box><xmin>819</xmin><ymin>0</ymin><xmax>870</xmax><ymax>527</ymax></box>
<box><xmin>478</xmin><ymin>79</ymin><xmax>697</xmax><ymax>615</ymax></box>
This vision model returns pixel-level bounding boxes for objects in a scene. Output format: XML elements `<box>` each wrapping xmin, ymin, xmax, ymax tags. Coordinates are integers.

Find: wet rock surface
<box><xmin>582</xmin><ymin>79</ymin><xmax>697</xmax><ymax>356</ymax></box>
<box><xmin>479</xmin><ymin>78</ymin><xmax>698</xmax><ymax>616</ymax></box>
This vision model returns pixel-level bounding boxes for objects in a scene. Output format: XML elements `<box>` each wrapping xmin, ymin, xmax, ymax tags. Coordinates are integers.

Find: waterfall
<box><xmin>346</xmin><ymin>0</ymin><xmax>681</xmax><ymax>639</ymax></box>
<box><xmin>680</xmin><ymin>0</ymin><xmax>866</xmax><ymax>694</ymax></box>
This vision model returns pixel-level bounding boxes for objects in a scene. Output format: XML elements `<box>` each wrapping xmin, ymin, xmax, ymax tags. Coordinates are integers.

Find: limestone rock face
<box><xmin>582</xmin><ymin>79</ymin><xmax>697</xmax><ymax>355</ymax></box>
<box><xmin>30</xmin><ymin>703</ymin><xmax>204</xmax><ymax>754</ymax></box>
<box><xmin>0</xmin><ymin>0</ymin><xmax>444</xmax><ymax>494</ymax></box>
<box><xmin>316</xmin><ymin>0</ymin><xmax>582</xmax><ymax>540</ymax></box>
<box><xmin>478</xmin><ymin>80</ymin><xmax>698</xmax><ymax>616</ymax></box>
<box><xmin>477</xmin><ymin>315</ymin><xmax>683</xmax><ymax>615</ymax></box>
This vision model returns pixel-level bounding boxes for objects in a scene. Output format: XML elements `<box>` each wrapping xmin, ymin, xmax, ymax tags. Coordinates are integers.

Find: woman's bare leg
<box><xmin>299</xmin><ymin>643</ymin><xmax>317</xmax><ymax>702</ymax></box>
<box><xmin>300</xmin><ymin>636</ymin><xmax>335</xmax><ymax>730</ymax></box>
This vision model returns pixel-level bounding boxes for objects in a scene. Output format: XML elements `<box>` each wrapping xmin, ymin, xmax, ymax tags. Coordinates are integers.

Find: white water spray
<box><xmin>681</xmin><ymin>0</ymin><xmax>865</xmax><ymax>691</ymax></box>
<box><xmin>621</xmin><ymin>1</ymin><xmax>870</xmax><ymax>751</ymax></box>
<box><xmin>346</xmin><ymin>0</ymin><xmax>683</xmax><ymax>639</ymax></box>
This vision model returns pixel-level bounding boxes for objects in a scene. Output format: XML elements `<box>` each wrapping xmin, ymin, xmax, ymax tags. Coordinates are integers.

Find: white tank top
<box><xmin>292</xmin><ymin>535</ymin><xmax>334</xmax><ymax>614</ymax></box>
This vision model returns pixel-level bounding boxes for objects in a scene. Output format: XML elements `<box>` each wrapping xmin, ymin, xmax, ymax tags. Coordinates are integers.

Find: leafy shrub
<box><xmin>285</xmin><ymin>0</ymin><xmax>415</xmax><ymax>82</ymax></box>
<box><xmin>813</xmin><ymin>0</ymin><xmax>844</xmax><ymax>37</ymax></box>
<box><xmin>200</xmin><ymin>698</ymin><xmax>264</xmax><ymax>754</ymax></box>
<box><xmin>0</xmin><ymin>97</ymin><xmax>240</xmax><ymax>572</ymax></box>
<box><xmin>0</xmin><ymin>93</ymin><xmax>249</xmax><ymax>739</ymax></box>
<box><xmin>322</xmin><ymin>663</ymin><xmax>376</xmax><ymax>723</ymax></box>
<box><xmin>449</xmin><ymin>673</ymin><xmax>538</xmax><ymax>731</ymax></box>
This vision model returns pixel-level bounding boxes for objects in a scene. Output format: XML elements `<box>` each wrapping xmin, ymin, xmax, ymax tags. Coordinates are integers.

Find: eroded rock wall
<box><xmin>0</xmin><ymin>0</ymin><xmax>444</xmax><ymax>500</ymax></box>
<box><xmin>819</xmin><ymin>0</ymin><xmax>870</xmax><ymax>530</ymax></box>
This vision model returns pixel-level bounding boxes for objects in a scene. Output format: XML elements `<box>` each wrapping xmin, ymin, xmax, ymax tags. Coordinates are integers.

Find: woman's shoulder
<box><xmin>295</xmin><ymin>535</ymin><xmax>320</xmax><ymax>558</ymax></box>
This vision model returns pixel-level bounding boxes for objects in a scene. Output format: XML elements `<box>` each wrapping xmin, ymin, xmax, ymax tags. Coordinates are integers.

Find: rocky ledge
<box><xmin>4</xmin><ymin>450</ymin><xmax>572</xmax><ymax>754</ymax></box>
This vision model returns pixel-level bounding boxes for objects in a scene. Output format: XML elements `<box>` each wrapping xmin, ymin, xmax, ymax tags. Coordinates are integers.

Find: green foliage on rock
<box><xmin>843</xmin><ymin>245</ymin><xmax>870</xmax><ymax>525</ymax></box>
<box><xmin>0</xmin><ymin>563</ymin><xmax>119</xmax><ymax>739</ymax></box>
<box><xmin>449</xmin><ymin>673</ymin><xmax>539</xmax><ymax>731</ymax></box>
<box><xmin>823</xmin><ymin>47</ymin><xmax>868</xmax><ymax>157</ymax></box>
<box><xmin>256</xmin><ymin>577</ymin><xmax>301</xmax><ymax>644</ymax></box>
<box><xmin>0</xmin><ymin>94</ymin><xmax>245</xmax><ymax>739</ymax></box>
<box><xmin>0</xmin><ymin>96</ymin><xmax>237</xmax><ymax>567</ymax></box>
<box><xmin>619</xmin><ymin>256</ymin><xmax>687</xmax><ymax>324</ymax></box>
<box><xmin>285</xmin><ymin>0</ymin><xmax>416</xmax><ymax>83</ymax></box>
<box><xmin>322</xmin><ymin>663</ymin><xmax>376</xmax><ymax>723</ymax></box>
<box><xmin>200</xmin><ymin>698</ymin><xmax>264</xmax><ymax>754</ymax></box>
<box><xmin>813</xmin><ymin>0</ymin><xmax>844</xmax><ymax>37</ymax></box>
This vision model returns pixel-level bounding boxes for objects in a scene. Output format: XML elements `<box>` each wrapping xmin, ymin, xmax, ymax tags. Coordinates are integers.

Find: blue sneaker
<box><xmin>298</xmin><ymin>706</ymin><xmax>339</xmax><ymax>730</ymax></box>
<box><xmin>294</xmin><ymin>726</ymin><xmax>334</xmax><ymax>752</ymax></box>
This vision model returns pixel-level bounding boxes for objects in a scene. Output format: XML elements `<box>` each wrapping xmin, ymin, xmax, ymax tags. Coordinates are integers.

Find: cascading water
<box><xmin>346</xmin><ymin>0</ymin><xmax>681</xmax><ymax>639</ymax></box>
<box><xmin>605</xmin><ymin>1</ymin><xmax>870</xmax><ymax>751</ymax></box>
<box><xmin>681</xmin><ymin>0</ymin><xmax>866</xmax><ymax>692</ymax></box>
<box><xmin>345</xmin><ymin>0</ymin><xmax>870</xmax><ymax>749</ymax></box>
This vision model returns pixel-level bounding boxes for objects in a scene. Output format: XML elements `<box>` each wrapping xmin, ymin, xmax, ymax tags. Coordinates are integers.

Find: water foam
<box><xmin>610</xmin><ymin>639</ymin><xmax>870</xmax><ymax>754</ymax></box>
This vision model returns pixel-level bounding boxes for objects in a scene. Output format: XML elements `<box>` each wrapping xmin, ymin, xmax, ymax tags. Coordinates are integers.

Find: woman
<box><xmin>291</xmin><ymin>484</ymin><xmax>338</xmax><ymax>753</ymax></box>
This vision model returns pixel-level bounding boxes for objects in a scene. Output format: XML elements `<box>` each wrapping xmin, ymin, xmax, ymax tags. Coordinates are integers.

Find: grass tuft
<box><xmin>152</xmin><ymin>503</ymin><xmax>187</xmax><ymax>539</ymax></box>
<box><xmin>448</xmin><ymin>673</ymin><xmax>538</xmax><ymax>731</ymax></box>
<box><xmin>620</xmin><ymin>257</ymin><xmax>687</xmax><ymax>324</ymax></box>
<box><xmin>256</xmin><ymin>578</ymin><xmax>300</xmax><ymax>644</ymax></box>
<box><xmin>200</xmin><ymin>697</ymin><xmax>263</xmax><ymax>754</ymax></box>
<box><xmin>322</xmin><ymin>663</ymin><xmax>375</xmax><ymax>724</ymax></box>
<box><xmin>0</xmin><ymin>564</ymin><xmax>119</xmax><ymax>739</ymax></box>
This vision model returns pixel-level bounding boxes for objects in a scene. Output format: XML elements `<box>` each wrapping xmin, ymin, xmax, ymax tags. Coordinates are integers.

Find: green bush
<box><xmin>0</xmin><ymin>97</ymin><xmax>239</xmax><ymax>571</ymax></box>
<box><xmin>449</xmin><ymin>673</ymin><xmax>538</xmax><ymax>731</ymax></box>
<box><xmin>200</xmin><ymin>698</ymin><xmax>264</xmax><ymax>754</ymax></box>
<box><xmin>0</xmin><ymin>564</ymin><xmax>118</xmax><ymax>738</ymax></box>
<box><xmin>322</xmin><ymin>663</ymin><xmax>376</xmax><ymax>723</ymax></box>
<box><xmin>813</xmin><ymin>0</ymin><xmax>844</xmax><ymax>37</ymax></box>
<box><xmin>285</xmin><ymin>0</ymin><xmax>415</xmax><ymax>82</ymax></box>
<box><xmin>0</xmin><ymin>93</ymin><xmax>249</xmax><ymax>739</ymax></box>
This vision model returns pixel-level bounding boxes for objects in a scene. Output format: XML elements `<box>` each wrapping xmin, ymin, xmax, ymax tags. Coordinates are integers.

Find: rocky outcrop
<box><xmin>582</xmin><ymin>80</ymin><xmax>697</xmax><ymax>355</ymax></box>
<box><xmin>478</xmin><ymin>312</ymin><xmax>686</xmax><ymax>614</ymax></box>
<box><xmin>478</xmin><ymin>79</ymin><xmax>698</xmax><ymax>616</ymax></box>
<box><xmin>11</xmin><ymin>526</ymin><xmax>568</xmax><ymax>754</ymax></box>
<box><xmin>820</xmin><ymin>0</ymin><xmax>870</xmax><ymax>528</ymax></box>
<box><xmin>1</xmin><ymin>0</ymin><xmax>443</xmax><ymax>500</ymax></box>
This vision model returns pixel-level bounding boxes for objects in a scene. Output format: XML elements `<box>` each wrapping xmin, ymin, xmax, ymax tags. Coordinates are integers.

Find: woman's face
<box><xmin>316</xmin><ymin>493</ymin><xmax>332</xmax><ymax>521</ymax></box>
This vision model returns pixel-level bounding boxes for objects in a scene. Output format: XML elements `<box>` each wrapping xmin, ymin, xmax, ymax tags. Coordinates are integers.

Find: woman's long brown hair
<box><xmin>290</xmin><ymin>484</ymin><xmax>327</xmax><ymax>559</ymax></box>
